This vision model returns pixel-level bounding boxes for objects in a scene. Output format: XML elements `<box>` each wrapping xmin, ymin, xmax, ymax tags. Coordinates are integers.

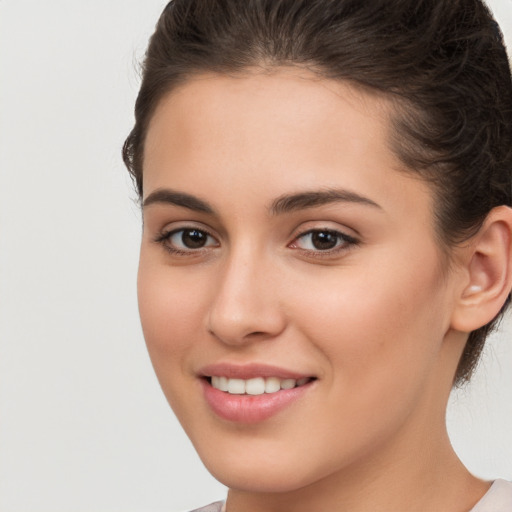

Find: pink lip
<box><xmin>198</xmin><ymin>363</ymin><xmax>316</xmax><ymax>424</ymax></box>
<box><xmin>198</xmin><ymin>362</ymin><xmax>311</xmax><ymax>380</ymax></box>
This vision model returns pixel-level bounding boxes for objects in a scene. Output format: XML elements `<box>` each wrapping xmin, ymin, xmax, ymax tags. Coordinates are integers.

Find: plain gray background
<box><xmin>0</xmin><ymin>1</ymin><xmax>511</xmax><ymax>511</ymax></box>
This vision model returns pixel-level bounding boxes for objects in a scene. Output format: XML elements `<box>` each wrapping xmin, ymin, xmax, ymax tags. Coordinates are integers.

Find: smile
<box><xmin>210</xmin><ymin>376</ymin><xmax>313</xmax><ymax>395</ymax></box>
<box><xmin>201</xmin><ymin>368</ymin><xmax>317</xmax><ymax>423</ymax></box>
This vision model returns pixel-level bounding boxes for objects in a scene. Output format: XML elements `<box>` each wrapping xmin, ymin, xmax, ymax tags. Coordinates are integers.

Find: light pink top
<box><xmin>469</xmin><ymin>479</ymin><xmax>512</xmax><ymax>512</ymax></box>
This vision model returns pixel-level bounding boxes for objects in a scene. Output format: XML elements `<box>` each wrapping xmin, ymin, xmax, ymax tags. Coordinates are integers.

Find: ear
<box><xmin>450</xmin><ymin>206</ymin><xmax>512</xmax><ymax>333</ymax></box>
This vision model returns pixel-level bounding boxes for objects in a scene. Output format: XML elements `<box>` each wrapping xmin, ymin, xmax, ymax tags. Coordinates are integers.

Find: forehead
<box><xmin>143</xmin><ymin>68</ymin><xmax>434</xmax><ymax>229</ymax></box>
<box><xmin>146</xmin><ymin>70</ymin><xmax>397</xmax><ymax>175</ymax></box>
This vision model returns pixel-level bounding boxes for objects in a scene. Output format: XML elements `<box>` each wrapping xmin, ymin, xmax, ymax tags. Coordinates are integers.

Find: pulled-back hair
<box><xmin>123</xmin><ymin>0</ymin><xmax>512</xmax><ymax>385</ymax></box>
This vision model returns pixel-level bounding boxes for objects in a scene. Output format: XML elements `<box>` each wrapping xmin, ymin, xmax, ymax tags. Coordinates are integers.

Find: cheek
<box><xmin>274</xmin><ymin>251</ymin><xmax>452</xmax><ymax>473</ymax></box>
<box><xmin>137</xmin><ymin>257</ymin><xmax>214</xmax><ymax>424</ymax></box>
<box><xmin>137</xmin><ymin>258</ymin><xmax>204</xmax><ymax>369</ymax></box>
<box><xmin>292</xmin><ymin>247</ymin><xmax>449</xmax><ymax>396</ymax></box>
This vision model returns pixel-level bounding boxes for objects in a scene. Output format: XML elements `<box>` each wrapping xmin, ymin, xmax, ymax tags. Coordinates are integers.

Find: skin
<box><xmin>138</xmin><ymin>68</ymin><xmax>496</xmax><ymax>511</ymax></box>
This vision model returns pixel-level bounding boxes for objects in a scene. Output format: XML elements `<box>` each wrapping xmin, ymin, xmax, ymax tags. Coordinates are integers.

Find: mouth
<box><xmin>207</xmin><ymin>375</ymin><xmax>315</xmax><ymax>395</ymax></box>
<box><xmin>199</xmin><ymin>365</ymin><xmax>317</xmax><ymax>423</ymax></box>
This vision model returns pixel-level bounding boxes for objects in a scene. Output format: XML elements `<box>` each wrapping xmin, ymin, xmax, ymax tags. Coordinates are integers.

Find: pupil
<box><xmin>182</xmin><ymin>229</ymin><xmax>207</xmax><ymax>249</ymax></box>
<box><xmin>312</xmin><ymin>231</ymin><xmax>338</xmax><ymax>250</ymax></box>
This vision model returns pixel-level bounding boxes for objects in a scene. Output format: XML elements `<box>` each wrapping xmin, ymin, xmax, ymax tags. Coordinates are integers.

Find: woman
<box><xmin>123</xmin><ymin>0</ymin><xmax>512</xmax><ymax>510</ymax></box>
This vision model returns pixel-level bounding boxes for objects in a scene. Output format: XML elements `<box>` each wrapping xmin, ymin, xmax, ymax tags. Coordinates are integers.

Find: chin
<box><xmin>196</xmin><ymin>441</ymin><xmax>336</xmax><ymax>495</ymax></box>
<box><xmin>208</xmin><ymin>463</ymin><xmax>315</xmax><ymax>494</ymax></box>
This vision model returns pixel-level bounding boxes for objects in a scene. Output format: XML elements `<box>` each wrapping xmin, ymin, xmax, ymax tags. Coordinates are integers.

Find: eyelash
<box><xmin>154</xmin><ymin>227</ymin><xmax>359</xmax><ymax>258</ymax></box>
<box><xmin>289</xmin><ymin>229</ymin><xmax>359</xmax><ymax>258</ymax></box>
<box><xmin>154</xmin><ymin>227</ymin><xmax>218</xmax><ymax>256</ymax></box>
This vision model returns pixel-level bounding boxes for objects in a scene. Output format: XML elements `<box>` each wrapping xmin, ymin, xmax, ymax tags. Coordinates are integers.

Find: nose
<box><xmin>206</xmin><ymin>247</ymin><xmax>287</xmax><ymax>346</ymax></box>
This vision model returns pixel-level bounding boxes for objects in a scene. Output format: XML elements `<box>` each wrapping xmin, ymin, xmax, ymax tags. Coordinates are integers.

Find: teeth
<box><xmin>227</xmin><ymin>378</ymin><xmax>245</xmax><ymax>394</ymax></box>
<box><xmin>210</xmin><ymin>376</ymin><xmax>312</xmax><ymax>395</ymax></box>
<box><xmin>218</xmin><ymin>376</ymin><xmax>229</xmax><ymax>392</ymax></box>
<box><xmin>245</xmin><ymin>377</ymin><xmax>265</xmax><ymax>395</ymax></box>
<box><xmin>265</xmin><ymin>377</ymin><xmax>281</xmax><ymax>393</ymax></box>
<box><xmin>280</xmin><ymin>378</ymin><xmax>296</xmax><ymax>390</ymax></box>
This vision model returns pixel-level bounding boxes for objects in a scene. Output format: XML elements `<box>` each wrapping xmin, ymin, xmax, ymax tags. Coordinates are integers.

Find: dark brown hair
<box><xmin>123</xmin><ymin>0</ymin><xmax>512</xmax><ymax>385</ymax></box>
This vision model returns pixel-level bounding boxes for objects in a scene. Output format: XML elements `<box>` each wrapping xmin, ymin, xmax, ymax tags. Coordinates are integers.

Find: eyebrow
<box><xmin>270</xmin><ymin>188</ymin><xmax>382</xmax><ymax>215</ymax></box>
<box><xmin>143</xmin><ymin>188</ymin><xmax>214</xmax><ymax>214</ymax></box>
<box><xmin>142</xmin><ymin>187</ymin><xmax>381</xmax><ymax>216</ymax></box>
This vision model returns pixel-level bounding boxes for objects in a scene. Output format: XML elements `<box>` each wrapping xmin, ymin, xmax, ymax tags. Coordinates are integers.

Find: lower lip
<box><xmin>202</xmin><ymin>379</ymin><xmax>313</xmax><ymax>424</ymax></box>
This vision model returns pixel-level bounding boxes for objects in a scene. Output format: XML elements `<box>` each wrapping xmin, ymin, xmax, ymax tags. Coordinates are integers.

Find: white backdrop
<box><xmin>0</xmin><ymin>1</ymin><xmax>511</xmax><ymax>511</ymax></box>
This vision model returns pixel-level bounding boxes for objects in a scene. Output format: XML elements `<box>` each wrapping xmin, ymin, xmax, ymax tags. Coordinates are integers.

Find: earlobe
<box><xmin>451</xmin><ymin>206</ymin><xmax>512</xmax><ymax>333</ymax></box>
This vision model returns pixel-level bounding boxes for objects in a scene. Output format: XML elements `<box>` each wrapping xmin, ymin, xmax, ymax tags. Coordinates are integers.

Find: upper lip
<box><xmin>198</xmin><ymin>363</ymin><xmax>314</xmax><ymax>380</ymax></box>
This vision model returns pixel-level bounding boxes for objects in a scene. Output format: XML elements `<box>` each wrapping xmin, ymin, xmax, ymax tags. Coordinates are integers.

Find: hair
<box><xmin>123</xmin><ymin>0</ymin><xmax>512</xmax><ymax>385</ymax></box>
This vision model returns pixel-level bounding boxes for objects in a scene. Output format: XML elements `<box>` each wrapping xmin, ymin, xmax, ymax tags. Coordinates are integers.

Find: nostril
<box><xmin>206</xmin><ymin>298</ymin><xmax>287</xmax><ymax>345</ymax></box>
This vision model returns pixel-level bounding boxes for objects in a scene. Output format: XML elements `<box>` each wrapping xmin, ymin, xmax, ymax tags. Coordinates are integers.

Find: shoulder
<box><xmin>470</xmin><ymin>480</ymin><xmax>512</xmax><ymax>512</ymax></box>
<box><xmin>188</xmin><ymin>501</ymin><xmax>225</xmax><ymax>512</ymax></box>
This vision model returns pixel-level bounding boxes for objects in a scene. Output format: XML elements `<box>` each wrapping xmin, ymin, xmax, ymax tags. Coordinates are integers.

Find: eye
<box><xmin>157</xmin><ymin>227</ymin><xmax>219</xmax><ymax>253</ymax></box>
<box><xmin>290</xmin><ymin>229</ymin><xmax>357</xmax><ymax>253</ymax></box>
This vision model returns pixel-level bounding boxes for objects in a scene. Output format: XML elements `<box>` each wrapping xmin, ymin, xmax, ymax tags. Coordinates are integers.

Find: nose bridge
<box><xmin>207</xmin><ymin>241</ymin><xmax>285</xmax><ymax>344</ymax></box>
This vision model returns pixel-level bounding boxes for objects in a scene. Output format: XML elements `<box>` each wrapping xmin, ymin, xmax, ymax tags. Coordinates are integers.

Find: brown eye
<box><xmin>291</xmin><ymin>229</ymin><xmax>358</xmax><ymax>252</ymax></box>
<box><xmin>310</xmin><ymin>231</ymin><xmax>339</xmax><ymax>250</ymax></box>
<box><xmin>180</xmin><ymin>229</ymin><xmax>209</xmax><ymax>249</ymax></box>
<box><xmin>163</xmin><ymin>228</ymin><xmax>218</xmax><ymax>252</ymax></box>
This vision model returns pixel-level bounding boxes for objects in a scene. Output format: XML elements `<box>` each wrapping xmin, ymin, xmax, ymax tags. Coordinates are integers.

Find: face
<box><xmin>139</xmin><ymin>69</ymin><xmax>464</xmax><ymax>495</ymax></box>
